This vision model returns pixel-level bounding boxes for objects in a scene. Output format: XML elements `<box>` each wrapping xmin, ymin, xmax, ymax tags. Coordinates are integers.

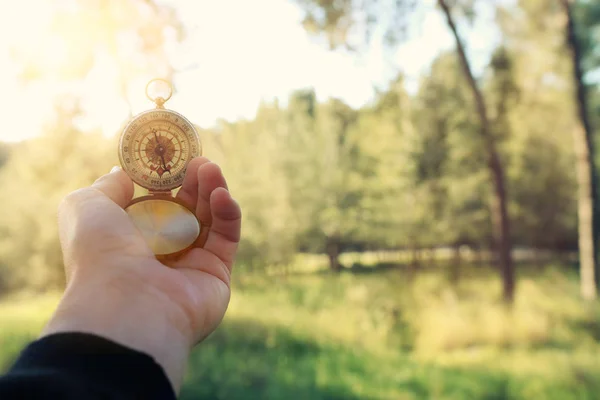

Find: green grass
<box><xmin>1</xmin><ymin>263</ymin><xmax>600</xmax><ymax>399</ymax></box>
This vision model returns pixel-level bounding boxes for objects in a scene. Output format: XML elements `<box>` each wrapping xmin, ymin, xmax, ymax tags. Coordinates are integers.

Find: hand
<box><xmin>42</xmin><ymin>157</ymin><xmax>241</xmax><ymax>393</ymax></box>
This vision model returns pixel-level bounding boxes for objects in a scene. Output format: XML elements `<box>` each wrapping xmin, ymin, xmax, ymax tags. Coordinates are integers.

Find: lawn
<box><xmin>1</xmin><ymin>262</ymin><xmax>600</xmax><ymax>399</ymax></box>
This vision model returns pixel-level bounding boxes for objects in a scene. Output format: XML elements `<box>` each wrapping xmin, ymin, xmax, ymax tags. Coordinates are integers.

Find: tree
<box><xmin>413</xmin><ymin>52</ymin><xmax>492</xmax><ymax>257</ymax></box>
<box><xmin>0</xmin><ymin>0</ymin><xmax>183</xmax><ymax>292</ymax></box>
<box><xmin>284</xmin><ymin>91</ymin><xmax>366</xmax><ymax>271</ymax></box>
<box><xmin>0</xmin><ymin>99</ymin><xmax>116</xmax><ymax>290</ymax></box>
<box><xmin>573</xmin><ymin>2</ymin><xmax>600</xmax><ymax>140</ymax></box>
<box><xmin>437</xmin><ymin>0</ymin><xmax>514</xmax><ymax>301</ymax></box>
<box><xmin>352</xmin><ymin>75</ymin><xmax>429</xmax><ymax>257</ymax></box>
<box><xmin>201</xmin><ymin>102</ymin><xmax>298</xmax><ymax>271</ymax></box>
<box><xmin>295</xmin><ymin>0</ymin><xmax>516</xmax><ymax>301</ymax></box>
<box><xmin>495</xmin><ymin>0</ymin><xmax>580</xmax><ymax>257</ymax></box>
<box><xmin>0</xmin><ymin>143</ymin><xmax>11</xmax><ymax>168</ymax></box>
<box><xmin>560</xmin><ymin>0</ymin><xmax>597</xmax><ymax>300</ymax></box>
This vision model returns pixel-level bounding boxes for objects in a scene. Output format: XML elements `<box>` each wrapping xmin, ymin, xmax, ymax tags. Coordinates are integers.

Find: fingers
<box><xmin>166</xmin><ymin>248</ymin><xmax>232</xmax><ymax>287</ymax></box>
<box><xmin>170</xmin><ymin>160</ymin><xmax>241</xmax><ymax>275</ymax></box>
<box><xmin>195</xmin><ymin>162</ymin><xmax>228</xmax><ymax>225</ymax></box>
<box><xmin>203</xmin><ymin>187</ymin><xmax>241</xmax><ymax>270</ymax></box>
<box><xmin>90</xmin><ymin>167</ymin><xmax>134</xmax><ymax>208</ymax></box>
<box><xmin>167</xmin><ymin>188</ymin><xmax>241</xmax><ymax>276</ymax></box>
<box><xmin>176</xmin><ymin>157</ymin><xmax>211</xmax><ymax>210</ymax></box>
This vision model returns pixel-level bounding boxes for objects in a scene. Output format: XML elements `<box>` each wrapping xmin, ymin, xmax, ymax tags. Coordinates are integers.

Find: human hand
<box><xmin>42</xmin><ymin>157</ymin><xmax>241</xmax><ymax>392</ymax></box>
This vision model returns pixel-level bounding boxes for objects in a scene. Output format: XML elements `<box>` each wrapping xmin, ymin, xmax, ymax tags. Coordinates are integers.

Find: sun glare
<box><xmin>0</xmin><ymin>0</ymin><xmax>500</xmax><ymax>143</ymax></box>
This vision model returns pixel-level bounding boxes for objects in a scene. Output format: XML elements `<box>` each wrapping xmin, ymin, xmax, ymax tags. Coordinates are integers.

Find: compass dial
<box><xmin>119</xmin><ymin>109</ymin><xmax>201</xmax><ymax>191</ymax></box>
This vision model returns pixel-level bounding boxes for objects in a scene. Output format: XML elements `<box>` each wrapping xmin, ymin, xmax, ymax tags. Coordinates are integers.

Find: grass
<box><xmin>1</xmin><ymin>261</ymin><xmax>600</xmax><ymax>399</ymax></box>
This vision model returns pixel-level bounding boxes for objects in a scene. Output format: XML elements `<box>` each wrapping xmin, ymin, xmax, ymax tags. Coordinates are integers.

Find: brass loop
<box><xmin>155</xmin><ymin>97</ymin><xmax>166</xmax><ymax>109</ymax></box>
<box><xmin>145</xmin><ymin>79</ymin><xmax>173</xmax><ymax>106</ymax></box>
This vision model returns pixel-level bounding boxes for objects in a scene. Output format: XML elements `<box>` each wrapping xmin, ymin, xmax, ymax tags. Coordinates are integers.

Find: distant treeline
<box><xmin>1</xmin><ymin>0</ymin><xmax>600</xmax><ymax>295</ymax></box>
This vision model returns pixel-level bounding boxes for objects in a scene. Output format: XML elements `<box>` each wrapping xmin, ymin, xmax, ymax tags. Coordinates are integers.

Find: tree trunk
<box><xmin>560</xmin><ymin>0</ymin><xmax>597</xmax><ymax>300</ymax></box>
<box><xmin>410</xmin><ymin>246</ymin><xmax>421</xmax><ymax>269</ymax></box>
<box><xmin>532</xmin><ymin>247</ymin><xmax>542</xmax><ymax>269</ymax></box>
<box><xmin>326</xmin><ymin>238</ymin><xmax>341</xmax><ymax>272</ymax></box>
<box><xmin>450</xmin><ymin>244</ymin><xmax>462</xmax><ymax>285</ymax></box>
<box><xmin>438</xmin><ymin>0</ymin><xmax>515</xmax><ymax>303</ymax></box>
<box><xmin>474</xmin><ymin>246</ymin><xmax>483</xmax><ymax>266</ymax></box>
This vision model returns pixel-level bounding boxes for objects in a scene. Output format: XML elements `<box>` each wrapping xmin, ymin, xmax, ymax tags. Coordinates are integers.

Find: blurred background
<box><xmin>1</xmin><ymin>0</ymin><xmax>600</xmax><ymax>398</ymax></box>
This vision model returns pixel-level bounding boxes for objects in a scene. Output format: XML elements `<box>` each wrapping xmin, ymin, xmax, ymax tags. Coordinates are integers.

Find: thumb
<box><xmin>58</xmin><ymin>167</ymin><xmax>142</xmax><ymax>278</ymax></box>
<box><xmin>91</xmin><ymin>166</ymin><xmax>134</xmax><ymax>208</ymax></box>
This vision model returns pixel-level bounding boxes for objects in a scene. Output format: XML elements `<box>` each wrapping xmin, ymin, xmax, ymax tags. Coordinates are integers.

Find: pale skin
<box><xmin>42</xmin><ymin>157</ymin><xmax>242</xmax><ymax>394</ymax></box>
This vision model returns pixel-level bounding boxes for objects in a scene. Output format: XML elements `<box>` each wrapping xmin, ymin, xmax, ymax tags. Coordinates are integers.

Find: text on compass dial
<box><xmin>120</xmin><ymin>110</ymin><xmax>200</xmax><ymax>191</ymax></box>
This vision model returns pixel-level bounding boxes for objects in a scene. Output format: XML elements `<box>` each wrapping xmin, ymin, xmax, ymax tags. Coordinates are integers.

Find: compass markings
<box><xmin>121</xmin><ymin>110</ymin><xmax>199</xmax><ymax>191</ymax></box>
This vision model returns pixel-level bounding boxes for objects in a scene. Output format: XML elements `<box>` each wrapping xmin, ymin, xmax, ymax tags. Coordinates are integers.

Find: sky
<box><xmin>0</xmin><ymin>0</ymin><xmax>501</xmax><ymax>142</ymax></box>
<box><xmin>161</xmin><ymin>0</ymin><xmax>499</xmax><ymax>125</ymax></box>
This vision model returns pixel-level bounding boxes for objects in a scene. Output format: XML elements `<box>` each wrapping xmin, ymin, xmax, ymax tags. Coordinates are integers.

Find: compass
<box><xmin>118</xmin><ymin>79</ymin><xmax>205</xmax><ymax>259</ymax></box>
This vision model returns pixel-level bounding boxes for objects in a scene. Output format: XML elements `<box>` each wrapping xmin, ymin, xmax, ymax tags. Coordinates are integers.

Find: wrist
<box><xmin>42</xmin><ymin>269</ymin><xmax>192</xmax><ymax>393</ymax></box>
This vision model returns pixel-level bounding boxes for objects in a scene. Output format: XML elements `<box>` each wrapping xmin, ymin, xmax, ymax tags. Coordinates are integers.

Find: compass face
<box><xmin>119</xmin><ymin>109</ymin><xmax>201</xmax><ymax>191</ymax></box>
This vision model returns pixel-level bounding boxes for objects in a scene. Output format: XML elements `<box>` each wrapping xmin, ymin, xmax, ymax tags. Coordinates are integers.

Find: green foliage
<box><xmin>3</xmin><ymin>265</ymin><xmax>600</xmax><ymax>399</ymax></box>
<box><xmin>496</xmin><ymin>0</ymin><xmax>579</xmax><ymax>249</ymax></box>
<box><xmin>573</xmin><ymin>0</ymin><xmax>600</xmax><ymax>73</ymax></box>
<box><xmin>0</xmin><ymin>101</ymin><xmax>116</xmax><ymax>291</ymax></box>
<box><xmin>198</xmin><ymin>103</ymin><xmax>299</xmax><ymax>269</ymax></box>
<box><xmin>0</xmin><ymin>40</ymin><xmax>587</xmax><ymax>281</ymax></box>
<box><xmin>411</xmin><ymin>53</ymin><xmax>492</xmax><ymax>248</ymax></box>
<box><xmin>283</xmin><ymin>93</ymin><xmax>367</xmax><ymax>253</ymax></box>
<box><xmin>0</xmin><ymin>142</ymin><xmax>11</xmax><ymax>168</ymax></box>
<box><xmin>294</xmin><ymin>0</ymin><xmax>480</xmax><ymax>51</ymax></box>
<box><xmin>0</xmin><ymin>1</ymin><xmax>599</xmax><ymax>398</ymax></box>
<box><xmin>573</xmin><ymin>0</ymin><xmax>600</xmax><ymax>160</ymax></box>
<box><xmin>352</xmin><ymin>77</ymin><xmax>417</xmax><ymax>249</ymax></box>
<box><xmin>0</xmin><ymin>0</ymin><xmax>184</xmax><ymax>288</ymax></box>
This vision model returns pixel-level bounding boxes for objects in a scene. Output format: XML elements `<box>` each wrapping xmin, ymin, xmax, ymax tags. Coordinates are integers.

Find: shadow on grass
<box><xmin>343</xmin><ymin>262</ymin><xmax>402</xmax><ymax>275</ymax></box>
<box><xmin>336</xmin><ymin>260</ymin><xmax>570</xmax><ymax>277</ymax></box>
<box><xmin>568</xmin><ymin>318</ymin><xmax>600</xmax><ymax>342</ymax></box>
<box><xmin>181</xmin><ymin>317</ymin><xmax>592</xmax><ymax>400</ymax></box>
<box><xmin>0</xmin><ymin>332</ymin><xmax>37</xmax><ymax>372</ymax></box>
<box><xmin>181</xmin><ymin>318</ymin><xmax>365</xmax><ymax>400</ymax></box>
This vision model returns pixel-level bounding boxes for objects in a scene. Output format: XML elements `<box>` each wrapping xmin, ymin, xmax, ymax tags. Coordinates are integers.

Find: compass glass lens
<box><xmin>126</xmin><ymin>199</ymin><xmax>200</xmax><ymax>256</ymax></box>
<box><xmin>119</xmin><ymin>109</ymin><xmax>201</xmax><ymax>191</ymax></box>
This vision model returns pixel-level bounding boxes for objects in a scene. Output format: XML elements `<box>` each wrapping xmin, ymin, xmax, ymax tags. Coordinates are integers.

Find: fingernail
<box><xmin>110</xmin><ymin>166</ymin><xmax>121</xmax><ymax>173</ymax></box>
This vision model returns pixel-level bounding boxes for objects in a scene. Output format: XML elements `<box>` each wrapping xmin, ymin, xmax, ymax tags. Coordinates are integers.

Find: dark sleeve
<box><xmin>0</xmin><ymin>333</ymin><xmax>176</xmax><ymax>400</ymax></box>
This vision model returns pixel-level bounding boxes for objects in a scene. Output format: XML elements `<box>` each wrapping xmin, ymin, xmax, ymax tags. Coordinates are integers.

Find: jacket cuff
<box><xmin>10</xmin><ymin>332</ymin><xmax>176</xmax><ymax>399</ymax></box>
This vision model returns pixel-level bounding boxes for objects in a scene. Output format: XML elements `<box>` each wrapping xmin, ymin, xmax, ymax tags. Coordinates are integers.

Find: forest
<box><xmin>1</xmin><ymin>0</ymin><xmax>600</xmax><ymax>399</ymax></box>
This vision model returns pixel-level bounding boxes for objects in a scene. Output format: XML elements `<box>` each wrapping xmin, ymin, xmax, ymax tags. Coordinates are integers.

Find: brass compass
<box><xmin>118</xmin><ymin>79</ymin><xmax>204</xmax><ymax>259</ymax></box>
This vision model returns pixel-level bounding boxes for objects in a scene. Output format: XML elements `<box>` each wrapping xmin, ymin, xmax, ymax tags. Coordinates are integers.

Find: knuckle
<box><xmin>58</xmin><ymin>188</ymin><xmax>99</xmax><ymax>215</ymax></box>
<box><xmin>62</xmin><ymin>187</ymin><xmax>97</xmax><ymax>205</ymax></box>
